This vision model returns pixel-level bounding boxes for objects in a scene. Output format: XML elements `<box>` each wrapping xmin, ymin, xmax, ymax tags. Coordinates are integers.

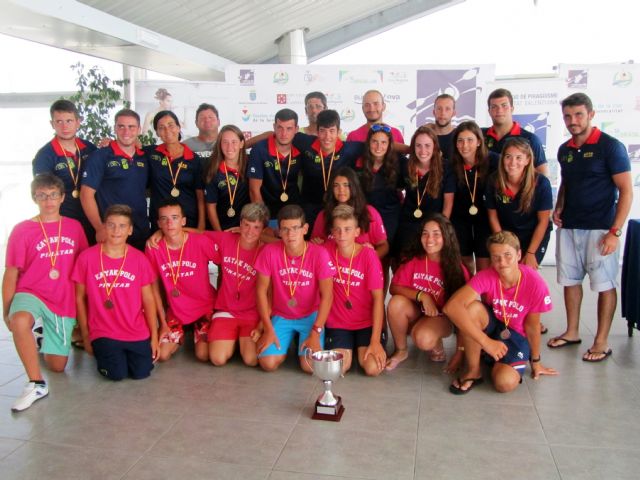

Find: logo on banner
<box><xmin>340</xmin><ymin>108</ymin><xmax>356</xmax><ymax>123</ymax></box>
<box><xmin>304</xmin><ymin>70</ymin><xmax>323</xmax><ymax>84</ymax></box>
<box><xmin>241</xmin><ymin>107</ymin><xmax>251</xmax><ymax>122</ymax></box>
<box><xmin>513</xmin><ymin>113</ymin><xmax>550</xmax><ymax>152</ymax></box>
<box><xmin>613</xmin><ymin>71</ymin><xmax>633</xmax><ymax>87</ymax></box>
<box><xmin>628</xmin><ymin>145</ymin><xmax>640</xmax><ymax>162</ymax></box>
<box><xmin>243</xmin><ymin>131</ymin><xmax>253</xmax><ymax>140</ymax></box>
<box><xmin>239</xmin><ymin>69</ymin><xmax>255</xmax><ymax>86</ymax></box>
<box><xmin>273</xmin><ymin>71</ymin><xmax>289</xmax><ymax>84</ymax></box>
<box><xmin>566</xmin><ymin>70</ymin><xmax>588</xmax><ymax>88</ymax></box>
<box><xmin>387</xmin><ymin>71</ymin><xmax>409</xmax><ymax>84</ymax></box>
<box><xmin>339</xmin><ymin>70</ymin><xmax>383</xmax><ymax>84</ymax></box>
<box><xmin>277</xmin><ymin>94</ymin><xmax>287</xmax><ymax>104</ymax></box>
<box><xmin>409</xmin><ymin>68</ymin><xmax>480</xmax><ymax>126</ymax></box>
<box><xmin>354</xmin><ymin>93</ymin><xmax>401</xmax><ymax>104</ymax></box>
<box><xmin>249</xmin><ymin>89</ymin><xmax>257</xmax><ymax>101</ymax></box>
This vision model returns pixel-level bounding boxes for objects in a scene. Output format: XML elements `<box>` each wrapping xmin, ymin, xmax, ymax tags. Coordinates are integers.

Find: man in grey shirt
<box><xmin>184</xmin><ymin>103</ymin><xmax>220</xmax><ymax>161</ymax></box>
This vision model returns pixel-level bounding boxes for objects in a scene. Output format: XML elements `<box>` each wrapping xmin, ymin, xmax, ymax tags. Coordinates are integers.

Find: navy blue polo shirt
<box><xmin>146</xmin><ymin>143</ymin><xmax>204</xmax><ymax>229</ymax></box>
<box><xmin>82</xmin><ymin>141</ymin><xmax>150</xmax><ymax>240</ymax></box>
<box><xmin>248</xmin><ymin>135</ymin><xmax>302</xmax><ymax>218</ymax></box>
<box><xmin>485</xmin><ymin>173</ymin><xmax>553</xmax><ymax>236</ymax></box>
<box><xmin>205</xmin><ymin>163</ymin><xmax>250</xmax><ymax>231</ymax></box>
<box><xmin>451</xmin><ymin>153</ymin><xmax>499</xmax><ymax>222</ymax></box>
<box><xmin>557</xmin><ymin>127</ymin><xmax>630</xmax><ymax>230</ymax></box>
<box><xmin>483</xmin><ymin>122</ymin><xmax>547</xmax><ymax>168</ymax></box>
<box><xmin>399</xmin><ymin>156</ymin><xmax>456</xmax><ymax>221</ymax></box>
<box><xmin>33</xmin><ymin>137</ymin><xmax>96</xmax><ymax>229</ymax></box>
<box><xmin>293</xmin><ymin>132</ymin><xmax>363</xmax><ymax>205</ymax></box>
<box><xmin>354</xmin><ymin>155</ymin><xmax>403</xmax><ymax>218</ymax></box>
<box><xmin>437</xmin><ymin>132</ymin><xmax>454</xmax><ymax>162</ymax></box>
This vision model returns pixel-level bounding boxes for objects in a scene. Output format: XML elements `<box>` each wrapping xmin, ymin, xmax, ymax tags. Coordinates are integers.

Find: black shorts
<box><xmin>325</xmin><ymin>327</ymin><xmax>373</xmax><ymax>351</ymax></box>
<box><xmin>92</xmin><ymin>337</ymin><xmax>153</xmax><ymax>381</ymax></box>
<box><xmin>452</xmin><ymin>219</ymin><xmax>490</xmax><ymax>258</ymax></box>
<box><xmin>518</xmin><ymin>222</ymin><xmax>552</xmax><ymax>264</ymax></box>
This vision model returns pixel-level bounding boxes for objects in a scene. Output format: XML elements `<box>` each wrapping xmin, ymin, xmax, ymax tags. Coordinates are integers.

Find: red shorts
<box><xmin>208</xmin><ymin>312</ymin><xmax>258</xmax><ymax>341</ymax></box>
<box><xmin>160</xmin><ymin>312</ymin><xmax>212</xmax><ymax>345</ymax></box>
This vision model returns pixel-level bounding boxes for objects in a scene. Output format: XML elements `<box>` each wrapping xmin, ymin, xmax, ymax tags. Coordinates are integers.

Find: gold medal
<box><xmin>49</xmin><ymin>268</ymin><xmax>60</xmax><ymax>280</ymax></box>
<box><xmin>72</xmin><ymin>189</ymin><xmax>79</xmax><ymax>199</ymax></box>
<box><xmin>280</xmin><ymin>192</ymin><xmax>289</xmax><ymax>202</ymax></box>
<box><xmin>288</xmin><ymin>297</ymin><xmax>297</xmax><ymax>308</ymax></box>
<box><xmin>500</xmin><ymin>329</ymin><xmax>511</xmax><ymax>340</ymax></box>
<box><xmin>171</xmin><ymin>187</ymin><xmax>180</xmax><ymax>197</ymax></box>
<box><xmin>227</xmin><ymin>207</ymin><xmax>236</xmax><ymax>218</ymax></box>
<box><xmin>413</xmin><ymin>208</ymin><xmax>423</xmax><ymax>219</ymax></box>
<box><xmin>469</xmin><ymin>205</ymin><xmax>478</xmax><ymax>216</ymax></box>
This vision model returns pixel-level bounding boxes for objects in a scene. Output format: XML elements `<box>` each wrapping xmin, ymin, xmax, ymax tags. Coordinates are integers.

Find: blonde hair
<box><xmin>487</xmin><ymin>230</ymin><xmax>521</xmax><ymax>252</ymax></box>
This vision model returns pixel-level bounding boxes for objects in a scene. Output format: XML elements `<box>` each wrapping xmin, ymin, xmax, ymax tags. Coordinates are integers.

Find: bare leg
<box><xmin>44</xmin><ymin>354</ymin><xmax>68</xmax><ymax>373</ymax></box>
<box><xmin>411</xmin><ymin>315</ymin><xmax>453</xmax><ymax>362</ymax></box>
<box><xmin>357</xmin><ymin>346</ymin><xmax>384</xmax><ymax>377</ymax></box>
<box><xmin>194</xmin><ymin>340</ymin><xmax>209</xmax><ymax>362</ymax></box>
<box><xmin>334</xmin><ymin>348</ymin><xmax>353</xmax><ymax>375</ymax></box>
<box><xmin>238</xmin><ymin>337</ymin><xmax>258</xmax><ymax>366</ymax></box>
<box><xmin>386</xmin><ymin>295</ymin><xmax>420</xmax><ymax>369</ymax></box>
<box><xmin>450</xmin><ymin>302</ymin><xmax>488</xmax><ymax>392</ymax></box>
<box><xmin>583</xmin><ymin>289</ymin><xmax>616</xmax><ymax>360</ymax></box>
<box><xmin>258</xmin><ymin>354</ymin><xmax>287</xmax><ymax>372</ymax></box>
<box><xmin>548</xmin><ymin>285</ymin><xmax>582</xmax><ymax>347</ymax></box>
<box><xmin>157</xmin><ymin>342</ymin><xmax>179</xmax><ymax>362</ymax></box>
<box><xmin>8</xmin><ymin>312</ymin><xmax>43</xmax><ymax>381</ymax></box>
<box><xmin>209</xmin><ymin>340</ymin><xmax>236</xmax><ymax>366</ymax></box>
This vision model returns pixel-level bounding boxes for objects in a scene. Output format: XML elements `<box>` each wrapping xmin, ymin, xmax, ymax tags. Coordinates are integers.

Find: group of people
<box><xmin>2</xmin><ymin>86</ymin><xmax>631</xmax><ymax>412</ymax></box>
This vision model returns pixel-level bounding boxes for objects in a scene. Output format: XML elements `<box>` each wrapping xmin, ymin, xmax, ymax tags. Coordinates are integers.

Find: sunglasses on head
<box><xmin>370</xmin><ymin>124</ymin><xmax>391</xmax><ymax>133</ymax></box>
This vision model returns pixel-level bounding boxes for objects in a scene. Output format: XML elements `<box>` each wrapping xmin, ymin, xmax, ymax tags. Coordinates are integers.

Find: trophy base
<box><xmin>312</xmin><ymin>396</ymin><xmax>345</xmax><ymax>421</ymax></box>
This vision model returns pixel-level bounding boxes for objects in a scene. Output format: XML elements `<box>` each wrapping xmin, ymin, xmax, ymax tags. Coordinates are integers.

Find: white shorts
<box><xmin>555</xmin><ymin>228</ymin><xmax>619</xmax><ymax>292</ymax></box>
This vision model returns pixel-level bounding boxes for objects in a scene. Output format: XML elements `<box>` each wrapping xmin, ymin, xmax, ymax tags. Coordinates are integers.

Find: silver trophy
<box><xmin>306</xmin><ymin>349</ymin><xmax>345</xmax><ymax>421</ymax></box>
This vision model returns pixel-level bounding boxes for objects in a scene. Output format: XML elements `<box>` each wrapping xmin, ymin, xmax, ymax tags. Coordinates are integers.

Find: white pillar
<box><xmin>276</xmin><ymin>29</ymin><xmax>308</xmax><ymax>65</ymax></box>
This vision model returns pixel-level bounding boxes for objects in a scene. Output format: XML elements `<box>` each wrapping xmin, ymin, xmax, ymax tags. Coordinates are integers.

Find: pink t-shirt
<box><xmin>346</xmin><ymin>124</ymin><xmax>405</xmax><ymax>144</ymax></box>
<box><xmin>6</xmin><ymin>217</ymin><xmax>88</xmax><ymax>318</ymax></box>
<box><xmin>254</xmin><ymin>241</ymin><xmax>336</xmax><ymax>320</ymax></box>
<box><xmin>468</xmin><ymin>264</ymin><xmax>552</xmax><ymax>336</ymax></box>
<box><xmin>392</xmin><ymin>257</ymin><xmax>469</xmax><ymax>309</ymax></box>
<box><xmin>145</xmin><ymin>232</ymin><xmax>217</xmax><ymax>325</ymax></box>
<box><xmin>311</xmin><ymin>205</ymin><xmax>387</xmax><ymax>246</ymax></box>
<box><xmin>207</xmin><ymin>231</ymin><xmax>263</xmax><ymax>321</ymax></box>
<box><xmin>324</xmin><ymin>241</ymin><xmax>383</xmax><ymax>330</ymax></box>
<box><xmin>72</xmin><ymin>245</ymin><xmax>156</xmax><ymax>342</ymax></box>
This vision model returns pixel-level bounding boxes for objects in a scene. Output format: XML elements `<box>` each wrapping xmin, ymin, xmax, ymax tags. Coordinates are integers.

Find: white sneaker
<box><xmin>11</xmin><ymin>382</ymin><xmax>48</xmax><ymax>412</ymax></box>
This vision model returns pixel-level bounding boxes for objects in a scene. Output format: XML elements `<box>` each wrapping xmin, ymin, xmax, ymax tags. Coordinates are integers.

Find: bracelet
<box><xmin>530</xmin><ymin>356</ymin><xmax>541</xmax><ymax>363</ymax></box>
<box><xmin>415</xmin><ymin>290</ymin><xmax>423</xmax><ymax>302</ymax></box>
<box><xmin>457</xmin><ymin>346</ymin><xmax>465</xmax><ymax>352</ymax></box>
<box><xmin>527</xmin><ymin>251</ymin><xmax>536</xmax><ymax>255</ymax></box>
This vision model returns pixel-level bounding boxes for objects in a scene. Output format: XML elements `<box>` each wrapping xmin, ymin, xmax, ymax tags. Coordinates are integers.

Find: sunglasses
<box><xmin>370</xmin><ymin>124</ymin><xmax>391</xmax><ymax>133</ymax></box>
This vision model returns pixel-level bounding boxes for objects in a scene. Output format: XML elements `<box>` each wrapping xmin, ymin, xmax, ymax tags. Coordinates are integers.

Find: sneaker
<box><xmin>32</xmin><ymin>317</ymin><xmax>43</xmax><ymax>351</ymax></box>
<box><xmin>11</xmin><ymin>382</ymin><xmax>48</xmax><ymax>412</ymax></box>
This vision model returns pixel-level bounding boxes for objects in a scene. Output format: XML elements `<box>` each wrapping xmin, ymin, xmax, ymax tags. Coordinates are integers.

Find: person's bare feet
<box><xmin>385</xmin><ymin>348</ymin><xmax>409</xmax><ymax>371</ymax></box>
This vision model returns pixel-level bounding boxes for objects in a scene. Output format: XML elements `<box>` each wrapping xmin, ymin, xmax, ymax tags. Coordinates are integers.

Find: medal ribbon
<box><xmin>416</xmin><ymin>171</ymin><xmax>430</xmax><ymax>211</ymax></box>
<box><xmin>165</xmin><ymin>151</ymin><xmax>185</xmax><ymax>190</ymax></box>
<box><xmin>424</xmin><ymin>256</ymin><xmax>440</xmax><ymax>301</ymax></box>
<box><xmin>320</xmin><ymin>149</ymin><xmax>336</xmax><ymax>192</ymax></box>
<box><xmin>37</xmin><ymin>216</ymin><xmax>62</xmax><ymax>271</ymax></box>
<box><xmin>498</xmin><ymin>270</ymin><xmax>522</xmax><ymax>330</ymax></box>
<box><xmin>164</xmin><ymin>232</ymin><xmax>187</xmax><ymax>289</ymax></box>
<box><xmin>275</xmin><ymin>149</ymin><xmax>292</xmax><ymax>196</ymax></box>
<box><xmin>283</xmin><ymin>242</ymin><xmax>307</xmax><ymax>300</ymax></box>
<box><xmin>99</xmin><ymin>245</ymin><xmax>129</xmax><ymax>303</ymax></box>
<box><xmin>463</xmin><ymin>166</ymin><xmax>478</xmax><ymax>206</ymax></box>
<box><xmin>235</xmin><ymin>237</ymin><xmax>261</xmax><ymax>297</ymax></box>
<box><xmin>334</xmin><ymin>244</ymin><xmax>356</xmax><ymax>300</ymax></box>
<box><xmin>224</xmin><ymin>162</ymin><xmax>238</xmax><ymax>209</ymax></box>
<box><xmin>57</xmin><ymin>138</ymin><xmax>82</xmax><ymax>192</ymax></box>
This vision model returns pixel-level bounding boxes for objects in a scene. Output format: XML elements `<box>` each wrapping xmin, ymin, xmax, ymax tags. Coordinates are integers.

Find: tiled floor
<box><xmin>0</xmin><ymin>267</ymin><xmax>639</xmax><ymax>479</ymax></box>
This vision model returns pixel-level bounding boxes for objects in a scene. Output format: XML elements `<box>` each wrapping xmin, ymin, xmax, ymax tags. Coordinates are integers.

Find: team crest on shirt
<box><xmin>486</xmin><ymin>138</ymin><xmax>494</xmax><ymax>148</ymax></box>
<box><xmin>584</xmin><ymin>152</ymin><xmax>593</xmax><ymax>158</ymax></box>
<box><xmin>499</xmin><ymin>193</ymin><xmax>512</xmax><ymax>204</ymax></box>
<box><xmin>218</xmin><ymin>176</ymin><xmax>237</xmax><ymax>189</ymax></box>
<box><xmin>107</xmin><ymin>160</ymin><xmax>120</xmax><ymax>168</ymax></box>
<box><xmin>55</xmin><ymin>162</ymin><xmax>67</xmax><ymax>171</ymax></box>
<box><xmin>264</xmin><ymin>160</ymin><xmax>274</xmax><ymax>169</ymax></box>
<box><xmin>560</xmin><ymin>152</ymin><xmax>574</xmax><ymax>163</ymax></box>
<box><xmin>136</xmin><ymin>161</ymin><xmax>144</xmax><ymax>167</ymax></box>
<box><xmin>161</xmin><ymin>157</ymin><xmax>168</xmax><ymax>166</ymax></box>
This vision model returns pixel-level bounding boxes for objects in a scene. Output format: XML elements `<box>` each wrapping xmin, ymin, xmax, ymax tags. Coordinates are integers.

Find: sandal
<box><xmin>547</xmin><ymin>336</ymin><xmax>582</xmax><ymax>349</ymax></box>
<box><xmin>428</xmin><ymin>346</ymin><xmax>446</xmax><ymax>363</ymax></box>
<box><xmin>582</xmin><ymin>348</ymin><xmax>612</xmax><ymax>363</ymax></box>
<box><xmin>449</xmin><ymin>377</ymin><xmax>483</xmax><ymax>395</ymax></box>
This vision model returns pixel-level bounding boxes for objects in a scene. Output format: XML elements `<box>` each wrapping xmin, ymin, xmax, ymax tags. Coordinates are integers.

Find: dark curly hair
<box><xmin>321</xmin><ymin>166</ymin><xmax>371</xmax><ymax>236</ymax></box>
<box><xmin>360</xmin><ymin>124</ymin><xmax>398</xmax><ymax>191</ymax></box>
<box><xmin>398</xmin><ymin>213</ymin><xmax>466</xmax><ymax>300</ymax></box>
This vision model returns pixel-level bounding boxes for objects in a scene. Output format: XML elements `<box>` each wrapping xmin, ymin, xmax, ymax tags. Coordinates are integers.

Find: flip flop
<box><xmin>449</xmin><ymin>377</ymin><xmax>483</xmax><ymax>395</ymax></box>
<box><xmin>385</xmin><ymin>351</ymin><xmax>408</xmax><ymax>371</ymax></box>
<box><xmin>582</xmin><ymin>348</ymin><xmax>613</xmax><ymax>363</ymax></box>
<box><xmin>547</xmin><ymin>336</ymin><xmax>582</xmax><ymax>349</ymax></box>
<box><xmin>540</xmin><ymin>325</ymin><xmax>548</xmax><ymax>335</ymax></box>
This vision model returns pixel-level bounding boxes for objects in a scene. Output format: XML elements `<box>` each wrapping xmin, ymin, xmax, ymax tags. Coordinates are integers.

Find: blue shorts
<box><xmin>91</xmin><ymin>337</ymin><xmax>153</xmax><ymax>381</ymax></box>
<box><xmin>326</xmin><ymin>327</ymin><xmax>373</xmax><ymax>350</ymax></box>
<box><xmin>483</xmin><ymin>306</ymin><xmax>530</xmax><ymax>377</ymax></box>
<box><xmin>259</xmin><ymin>311</ymin><xmax>324</xmax><ymax>357</ymax></box>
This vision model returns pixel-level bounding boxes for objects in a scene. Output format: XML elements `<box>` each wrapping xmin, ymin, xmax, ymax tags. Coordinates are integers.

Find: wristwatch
<box><xmin>609</xmin><ymin>227</ymin><xmax>622</xmax><ymax>237</ymax></box>
<box><xmin>311</xmin><ymin>324</ymin><xmax>323</xmax><ymax>334</ymax></box>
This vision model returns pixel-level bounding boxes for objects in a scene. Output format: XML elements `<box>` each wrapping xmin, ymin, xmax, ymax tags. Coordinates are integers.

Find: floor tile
<box><xmin>552</xmin><ymin>445</ymin><xmax>640</xmax><ymax>480</ymax></box>
<box><xmin>123</xmin><ymin>455</ymin><xmax>270</xmax><ymax>480</ymax></box>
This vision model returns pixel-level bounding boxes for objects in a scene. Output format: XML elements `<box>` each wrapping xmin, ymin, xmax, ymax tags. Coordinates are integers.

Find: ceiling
<box><xmin>0</xmin><ymin>0</ymin><xmax>462</xmax><ymax>81</ymax></box>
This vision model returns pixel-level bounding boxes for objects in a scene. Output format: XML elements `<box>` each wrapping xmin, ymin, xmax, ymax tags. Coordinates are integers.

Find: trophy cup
<box><xmin>306</xmin><ymin>349</ymin><xmax>345</xmax><ymax>421</ymax></box>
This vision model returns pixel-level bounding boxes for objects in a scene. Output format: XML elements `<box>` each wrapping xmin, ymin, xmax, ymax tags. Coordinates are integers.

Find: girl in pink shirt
<box><xmin>311</xmin><ymin>166</ymin><xmax>388</xmax><ymax>259</ymax></box>
<box><xmin>324</xmin><ymin>205</ymin><xmax>386</xmax><ymax>376</ymax></box>
<box><xmin>443</xmin><ymin>231</ymin><xmax>557</xmax><ymax>395</ymax></box>
<box><xmin>387</xmin><ymin>213</ymin><xmax>468</xmax><ymax>372</ymax></box>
